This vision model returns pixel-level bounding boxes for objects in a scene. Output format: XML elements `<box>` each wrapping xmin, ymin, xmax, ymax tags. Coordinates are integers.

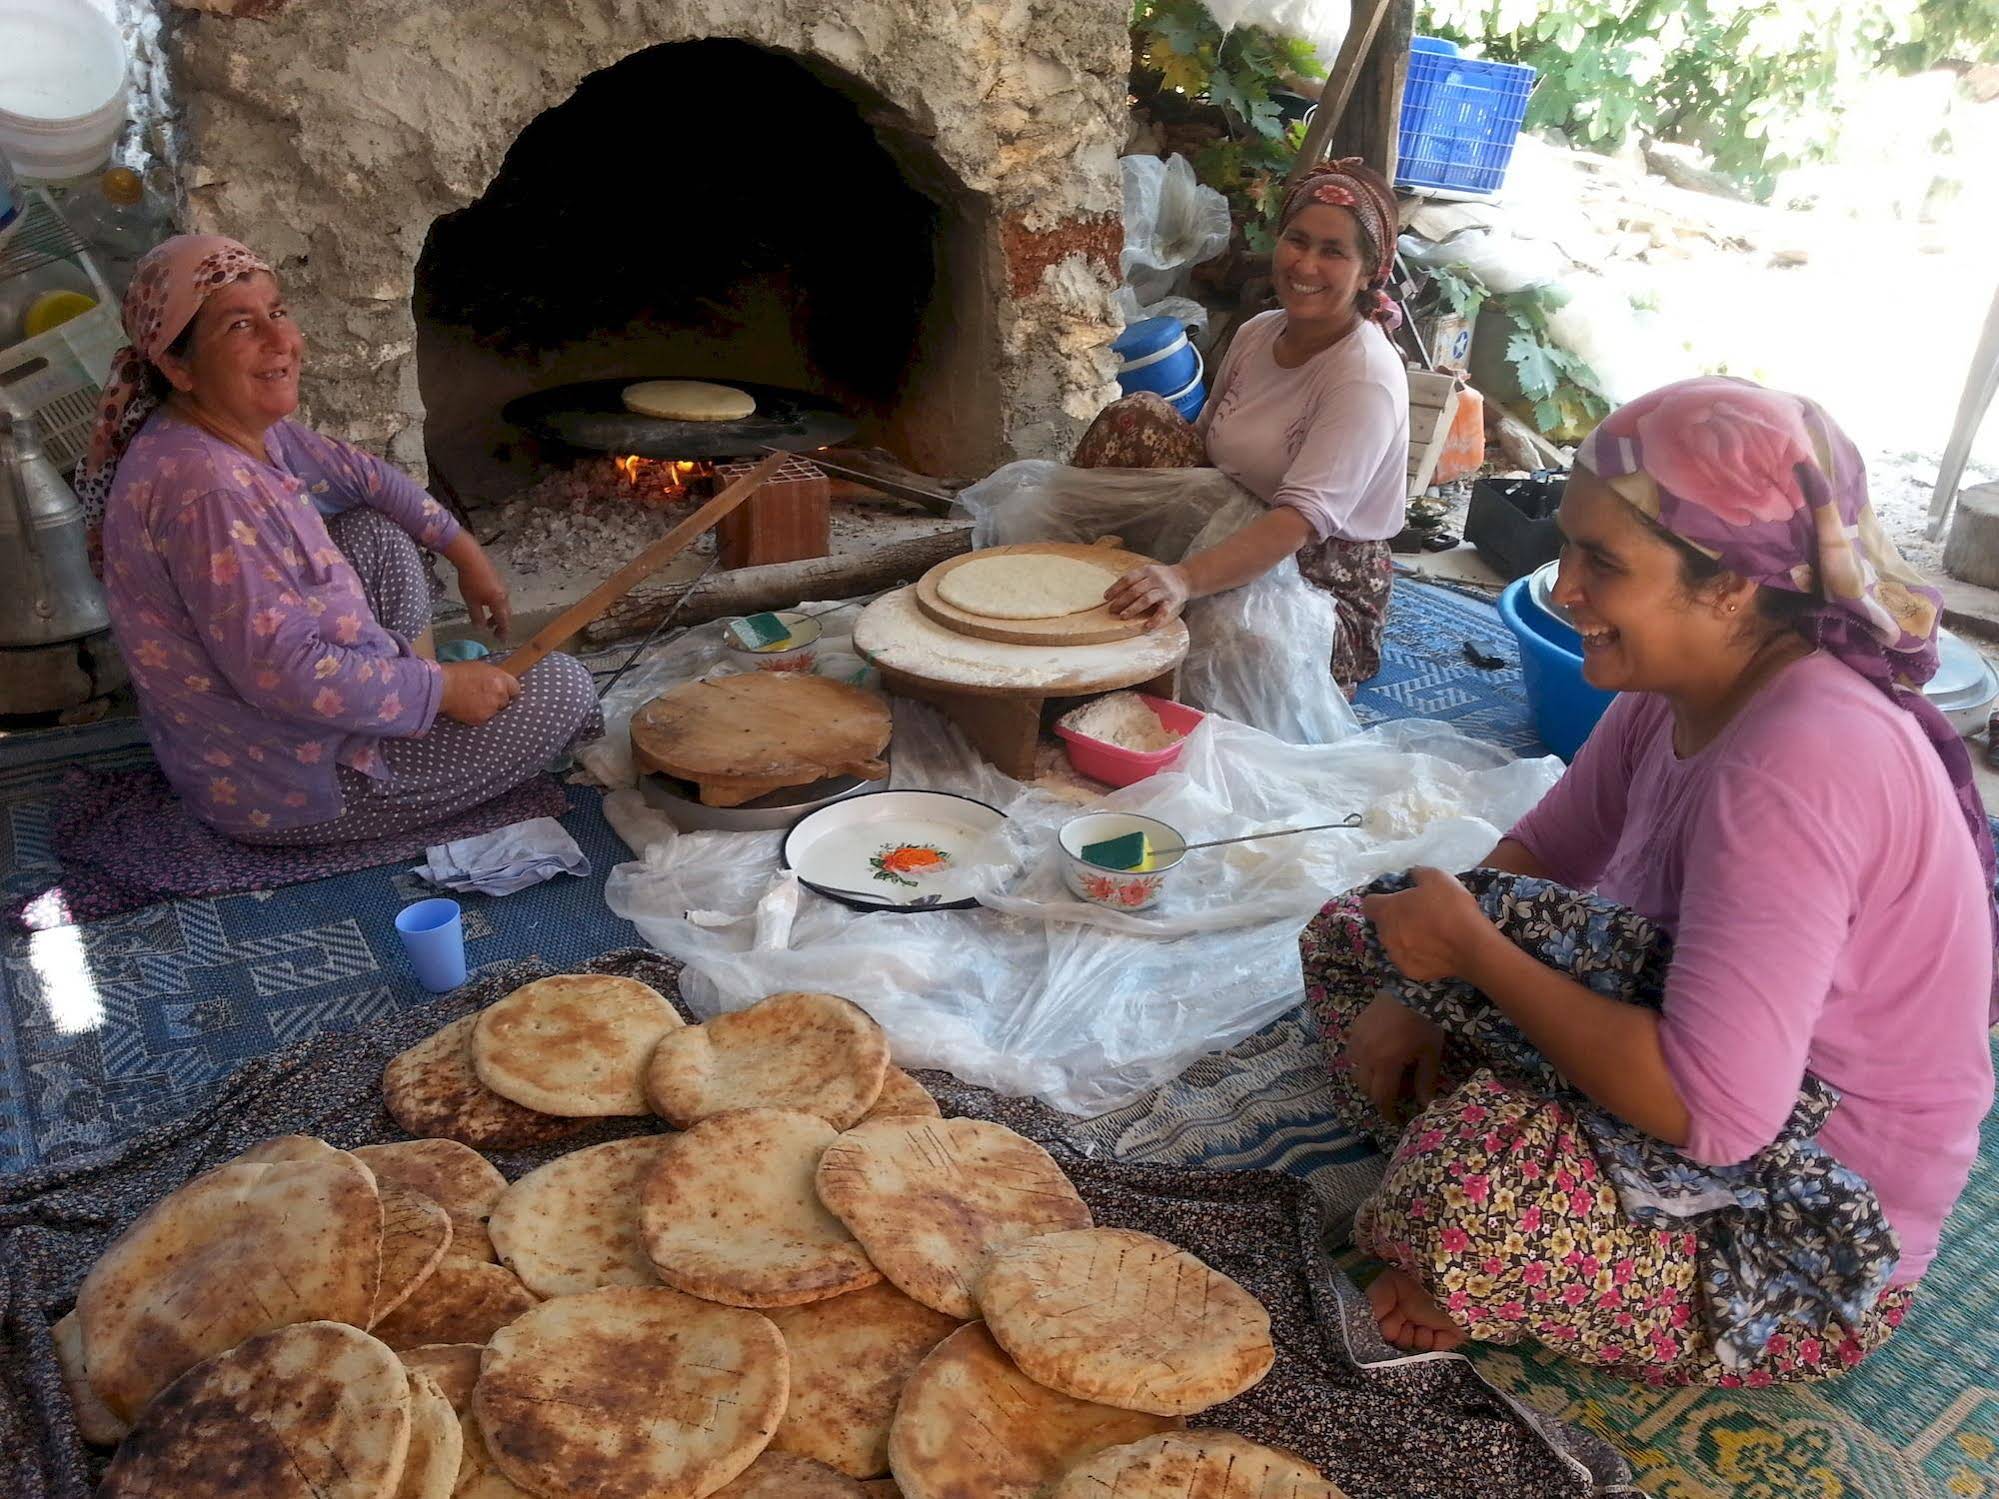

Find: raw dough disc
<box><xmin>622</xmin><ymin>379</ymin><xmax>757</xmax><ymax>422</ymax></box>
<box><xmin>936</xmin><ymin>554</ymin><xmax>1119</xmax><ymax>620</ymax></box>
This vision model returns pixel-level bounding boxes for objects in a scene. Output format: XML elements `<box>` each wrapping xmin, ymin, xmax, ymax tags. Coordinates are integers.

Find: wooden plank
<box><xmin>501</xmin><ymin>450</ymin><xmax>786</xmax><ymax>677</ymax></box>
<box><xmin>1408</xmin><ymin>384</ymin><xmax>1460</xmax><ymax>495</ymax></box>
<box><xmin>1327</xmin><ymin>0</ymin><xmax>1415</xmax><ymax>180</ymax></box>
<box><xmin>1285</xmin><ymin>0</ymin><xmax>1398</xmax><ymax>185</ymax></box>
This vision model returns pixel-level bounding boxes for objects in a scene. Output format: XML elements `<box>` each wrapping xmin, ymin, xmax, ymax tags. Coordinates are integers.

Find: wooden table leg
<box><xmin>879</xmin><ymin>670</ymin><xmax>1044</xmax><ymax>780</ymax></box>
<box><xmin>1135</xmin><ymin>666</ymin><xmax>1181</xmax><ymax>702</ymax></box>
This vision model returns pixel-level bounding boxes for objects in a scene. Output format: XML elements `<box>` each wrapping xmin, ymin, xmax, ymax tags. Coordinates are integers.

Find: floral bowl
<box><xmin>723</xmin><ymin>610</ymin><xmax>823</xmax><ymax>673</ymax></box>
<box><xmin>1057</xmin><ymin>811</ymin><xmax>1185</xmax><ymax>912</ymax></box>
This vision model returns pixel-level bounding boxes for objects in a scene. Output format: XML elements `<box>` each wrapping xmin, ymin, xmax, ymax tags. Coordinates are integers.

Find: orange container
<box><xmin>1429</xmin><ymin>383</ymin><xmax>1485</xmax><ymax>486</ymax></box>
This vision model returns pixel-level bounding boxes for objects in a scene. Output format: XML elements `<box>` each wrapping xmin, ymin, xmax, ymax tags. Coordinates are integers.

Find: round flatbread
<box><xmin>936</xmin><ymin>553</ymin><xmax>1118</xmax><ymax>620</ymax></box>
<box><xmin>97</xmin><ymin>1321</ymin><xmax>411</xmax><ymax>1499</ymax></box>
<box><xmin>454</xmin><ymin>1411</ymin><xmax>538</xmax><ymax>1498</ymax></box>
<box><xmin>382</xmin><ymin>1015</ymin><xmax>586</xmax><ymax>1150</ymax></box>
<box><xmin>641</xmin><ymin>1108</ymin><xmax>880</xmax><ymax>1308</ymax></box>
<box><xmin>396</xmin><ymin>1369</ymin><xmax>464</xmax><ymax>1499</ymax></box>
<box><xmin>354</xmin><ymin>1140</ymin><xmax>508</xmax><ymax>1265</ymax></box>
<box><xmin>622</xmin><ymin>379</ymin><xmax>757</xmax><ymax>422</ymax></box>
<box><xmin>886</xmin><ymin>1323</ymin><xmax>1176</xmax><ymax>1499</ymax></box>
<box><xmin>373</xmin><ymin>1186</ymin><xmax>454</xmax><ymax>1326</ymax></box>
<box><xmin>766</xmin><ymin>1281</ymin><xmax>961</xmax><ymax>1478</ymax></box>
<box><xmin>857</xmin><ymin>1067</ymin><xmax>941</xmax><ymax>1124</ymax></box>
<box><xmin>78</xmin><ymin>1151</ymin><xmax>382</xmax><ymax>1421</ymax></box>
<box><xmin>475</xmin><ymin>1286</ymin><xmax>788</xmax><ymax>1499</ymax></box>
<box><xmin>645</xmin><ymin>991</ymin><xmax>889</xmax><ymax>1130</ymax></box>
<box><xmin>976</xmin><ymin>1227</ymin><xmax>1274</xmax><ymax>1416</ymax></box>
<box><xmin>1046</xmin><ymin>1431</ymin><xmax>1347</xmax><ymax>1498</ymax></box>
<box><xmin>486</xmin><ymin>1135</ymin><xmax>672</xmax><ymax>1298</ymax></box>
<box><xmin>715</xmin><ymin>1452</ymin><xmax>869</xmax><ymax>1496</ymax></box>
<box><xmin>472</xmin><ymin>975</ymin><xmax>683</xmax><ymax>1117</ymax></box>
<box><xmin>369</xmin><ymin>1260</ymin><xmax>538</xmax><ymax>1352</ymax></box>
<box><xmin>395</xmin><ymin>1344</ymin><xmax>482</xmax><ymax>1418</ymax></box>
<box><xmin>815</xmin><ymin>1117</ymin><xmax>1091</xmax><ymax>1319</ymax></box>
<box><xmin>860</xmin><ymin>1484</ymin><xmax>902</xmax><ymax>1498</ymax></box>
<box><xmin>52</xmin><ymin>1311</ymin><xmax>129</xmax><ymax>1446</ymax></box>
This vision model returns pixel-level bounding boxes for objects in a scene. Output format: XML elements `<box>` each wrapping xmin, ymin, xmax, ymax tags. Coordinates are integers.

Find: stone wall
<box><xmin>163</xmin><ymin>0</ymin><xmax>1131</xmax><ymax>480</ymax></box>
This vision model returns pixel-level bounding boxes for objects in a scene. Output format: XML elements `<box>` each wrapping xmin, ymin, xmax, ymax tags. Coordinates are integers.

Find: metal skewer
<box><xmin>1151</xmin><ymin>813</ymin><xmax>1363</xmax><ymax>859</ymax></box>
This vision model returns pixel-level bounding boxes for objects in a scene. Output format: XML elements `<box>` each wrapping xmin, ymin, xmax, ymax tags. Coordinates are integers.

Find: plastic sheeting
<box><xmin>955</xmin><ymin>460</ymin><xmax>1356</xmax><ymax>746</ymax></box>
<box><xmin>1121</xmin><ymin>154</ymin><xmax>1233</xmax><ymax>312</ymax></box>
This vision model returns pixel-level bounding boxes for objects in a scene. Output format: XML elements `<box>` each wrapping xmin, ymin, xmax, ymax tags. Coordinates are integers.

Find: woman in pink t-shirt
<box><xmin>1301</xmin><ymin>378</ymin><xmax>1996</xmax><ymax>1386</ymax></box>
<box><xmin>1071</xmin><ymin>159</ymin><xmax>1411</xmax><ymax>695</ymax></box>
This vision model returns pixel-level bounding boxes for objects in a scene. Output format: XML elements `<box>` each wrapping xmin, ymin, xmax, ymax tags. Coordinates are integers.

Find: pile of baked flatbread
<box><xmin>56</xmin><ymin>974</ymin><xmax>1350</xmax><ymax>1499</ymax></box>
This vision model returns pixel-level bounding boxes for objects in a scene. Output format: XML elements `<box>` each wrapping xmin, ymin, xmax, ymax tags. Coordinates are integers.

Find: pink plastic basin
<box><xmin>1054</xmin><ymin>694</ymin><xmax>1207</xmax><ymax>788</ymax></box>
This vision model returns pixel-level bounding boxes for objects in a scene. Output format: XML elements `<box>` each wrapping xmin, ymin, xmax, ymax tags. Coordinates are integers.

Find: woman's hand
<box><xmin>454</xmin><ymin>545</ymin><xmax>512</xmax><ymax>640</ymax></box>
<box><xmin>1346</xmin><ymin>994</ymin><xmax>1446</xmax><ymax>1123</ymax></box>
<box><xmin>1105</xmin><ymin>563</ymin><xmax>1191</xmax><ymax>629</ymax></box>
<box><xmin>1362</xmin><ymin>866</ymin><xmax>1499</xmax><ymax>983</ymax></box>
<box><xmin>439</xmin><ymin>661</ymin><xmax>522</xmax><ymax>724</ymax></box>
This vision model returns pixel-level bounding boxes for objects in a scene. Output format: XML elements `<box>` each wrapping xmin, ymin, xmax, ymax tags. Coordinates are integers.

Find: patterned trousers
<box><xmin>1299</xmin><ymin>892</ymin><xmax>1913</xmax><ymax>1387</ymax></box>
<box><xmin>234</xmin><ymin>508</ymin><xmax>602</xmax><ymax>847</ymax></box>
<box><xmin>1071</xmin><ymin>392</ymin><xmax>1393</xmax><ymax>696</ymax></box>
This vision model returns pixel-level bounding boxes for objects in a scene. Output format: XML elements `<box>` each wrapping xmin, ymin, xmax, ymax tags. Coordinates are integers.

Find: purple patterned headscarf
<box><xmin>1579</xmin><ymin>377</ymin><xmax>1999</xmax><ymax>1014</ymax></box>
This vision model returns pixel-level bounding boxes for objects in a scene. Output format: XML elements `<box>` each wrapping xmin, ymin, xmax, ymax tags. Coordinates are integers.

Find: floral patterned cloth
<box><xmin>1300</xmin><ymin>871</ymin><xmax>1907</xmax><ymax>1374</ymax></box>
<box><xmin>1071</xmin><ymin>391</ymin><xmax>1392</xmax><ymax>693</ymax></box>
<box><xmin>1579</xmin><ymin>378</ymin><xmax>1999</xmax><ymax>1016</ymax></box>
<box><xmin>99</xmin><ymin>410</ymin><xmax>460</xmax><ymax>837</ymax></box>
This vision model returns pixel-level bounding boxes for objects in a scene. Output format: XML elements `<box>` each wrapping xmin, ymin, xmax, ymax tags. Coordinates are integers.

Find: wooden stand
<box><xmin>879</xmin><ymin>666</ymin><xmax>1182</xmax><ymax>780</ymax></box>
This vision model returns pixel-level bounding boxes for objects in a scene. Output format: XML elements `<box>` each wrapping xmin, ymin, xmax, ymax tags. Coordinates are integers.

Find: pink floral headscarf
<box><xmin>1279</xmin><ymin>158</ymin><xmax>1402</xmax><ymax>330</ymax></box>
<box><xmin>1580</xmin><ymin>377</ymin><xmax>1999</xmax><ymax>1011</ymax></box>
<box><xmin>73</xmin><ymin>234</ymin><xmax>274</xmax><ymax>533</ymax></box>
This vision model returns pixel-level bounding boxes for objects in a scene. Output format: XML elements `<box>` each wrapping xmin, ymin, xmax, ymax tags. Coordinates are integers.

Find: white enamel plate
<box><xmin>781</xmin><ymin>789</ymin><xmax>1006</xmax><ymax>911</ymax></box>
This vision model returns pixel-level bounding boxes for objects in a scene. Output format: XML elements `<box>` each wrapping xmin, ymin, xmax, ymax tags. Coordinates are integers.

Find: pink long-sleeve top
<box><xmin>101</xmin><ymin>411</ymin><xmax>460</xmax><ymax>836</ymax></box>
<box><xmin>1197</xmin><ymin>309</ymin><xmax>1410</xmax><ymax>543</ymax></box>
<box><xmin>1507</xmin><ymin>653</ymin><xmax>1995</xmax><ymax>1283</ymax></box>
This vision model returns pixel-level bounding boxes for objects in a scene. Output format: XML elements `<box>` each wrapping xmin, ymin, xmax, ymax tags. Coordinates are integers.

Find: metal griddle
<box><xmin>502</xmin><ymin>378</ymin><xmax>857</xmax><ymax>459</ymax></box>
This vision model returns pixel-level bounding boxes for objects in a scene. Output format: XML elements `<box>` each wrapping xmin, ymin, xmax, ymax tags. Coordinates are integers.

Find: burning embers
<box><xmin>611</xmin><ymin>455</ymin><xmax>714</xmax><ymax>506</ymax></box>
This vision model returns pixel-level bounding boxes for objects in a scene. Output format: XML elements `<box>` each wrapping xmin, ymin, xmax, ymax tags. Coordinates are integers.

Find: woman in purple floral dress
<box><xmin>1306</xmin><ymin>378</ymin><xmax>1996</xmax><ymax>1386</ymax></box>
<box><xmin>78</xmin><ymin>236</ymin><xmax>600</xmax><ymax>845</ymax></box>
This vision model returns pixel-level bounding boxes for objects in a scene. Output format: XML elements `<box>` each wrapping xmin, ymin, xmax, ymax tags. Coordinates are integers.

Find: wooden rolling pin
<box><xmin>500</xmin><ymin>450</ymin><xmax>787</xmax><ymax>678</ymax></box>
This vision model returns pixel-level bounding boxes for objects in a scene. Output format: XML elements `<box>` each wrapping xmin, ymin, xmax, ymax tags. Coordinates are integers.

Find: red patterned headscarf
<box><xmin>1279</xmin><ymin>157</ymin><xmax>1401</xmax><ymax>330</ymax></box>
<box><xmin>74</xmin><ymin>234</ymin><xmax>274</xmax><ymax>531</ymax></box>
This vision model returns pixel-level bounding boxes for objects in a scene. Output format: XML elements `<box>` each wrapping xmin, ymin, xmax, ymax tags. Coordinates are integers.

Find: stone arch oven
<box><xmin>165</xmin><ymin>0</ymin><xmax>1129</xmax><ymax>507</ymax></box>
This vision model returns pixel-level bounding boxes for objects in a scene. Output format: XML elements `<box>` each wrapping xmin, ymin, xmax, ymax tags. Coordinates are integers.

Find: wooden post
<box><xmin>1327</xmin><ymin>0</ymin><xmax>1415</xmax><ymax>181</ymax></box>
<box><xmin>1285</xmin><ymin>0</ymin><xmax>1400</xmax><ymax>186</ymax></box>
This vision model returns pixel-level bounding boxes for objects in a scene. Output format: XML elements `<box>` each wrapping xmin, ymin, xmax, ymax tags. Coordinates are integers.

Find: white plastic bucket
<box><xmin>0</xmin><ymin>0</ymin><xmax>128</xmax><ymax>180</ymax></box>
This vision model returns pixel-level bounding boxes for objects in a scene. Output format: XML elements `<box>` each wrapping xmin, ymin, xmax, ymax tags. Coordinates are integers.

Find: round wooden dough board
<box><xmin>915</xmin><ymin>542</ymin><xmax>1153</xmax><ymax>646</ymax></box>
<box><xmin>631</xmin><ymin>675</ymin><xmax>892</xmax><ymax>808</ymax></box>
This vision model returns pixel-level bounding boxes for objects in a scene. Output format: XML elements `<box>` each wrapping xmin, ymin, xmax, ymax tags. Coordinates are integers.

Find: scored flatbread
<box><xmin>382</xmin><ymin>1015</ymin><xmax>586</xmax><ymax>1150</ymax></box>
<box><xmin>640</xmin><ymin>1108</ymin><xmax>880</xmax><ymax>1308</ymax></box>
<box><xmin>475</xmin><ymin>1286</ymin><xmax>788</xmax><ymax>1499</ymax></box>
<box><xmin>396</xmin><ymin>1369</ymin><xmax>464</xmax><ymax>1499</ymax></box>
<box><xmin>622</xmin><ymin>379</ymin><xmax>757</xmax><ymax>422</ymax></box>
<box><xmin>815</xmin><ymin>1117</ymin><xmax>1091</xmax><ymax>1319</ymax></box>
<box><xmin>395</xmin><ymin>1344</ymin><xmax>482</xmax><ymax>1417</ymax></box>
<box><xmin>486</xmin><ymin>1135</ymin><xmax>671</xmax><ymax>1298</ymax></box>
<box><xmin>369</xmin><ymin>1259</ymin><xmax>538</xmax><ymax>1352</ymax></box>
<box><xmin>715</xmin><ymin>1453</ymin><xmax>868</xmax><ymax>1496</ymax></box>
<box><xmin>646</xmin><ymin>992</ymin><xmax>889</xmax><ymax>1129</ymax></box>
<box><xmin>1046</xmin><ymin>1431</ymin><xmax>1348</xmax><ymax>1498</ymax></box>
<box><xmin>373</xmin><ymin>1186</ymin><xmax>454</xmax><ymax>1326</ymax></box>
<box><xmin>886</xmin><ymin>1323</ymin><xmax>1177</xmax><ymax>1499</ymax></box>
<box><xmin>52</xmin><ymin>1311</ymin><xmax>129</xmax><ymax>1446</ymax></box>
<box><xmin>78</xmin><ymin>1150</ymin><xmax>382</xmax><ymax>1420</ymax></box>
<box><xmin>354</xmin><ymin>1140</ymin><xmax>507</xmax><ymax>1264</ymax></box>
<box><xmin>97</xmin><ymin>1321</ymin><xmax>411</xmax><ymax>1499</ymax></box>
<box><xmin>857</xmin><ymin>1067</ymin><xmax>941</xmax><ymax>1124</ymax></box>
<box><xmin>976</xmin><ymin>1227</ymin><xmax>1274</xmax><ymax>1415</ymax></box>
<box><xmin>936</xmin><ymin>553</ymin><xmax>1119</xmax><ymax>620</ymax></box>
<box><xmin>472</xmin><ymin>975</ymin><xmax>683</xmax><ymax>1117</ymax></box>
<box><xmin>766</xmin><ymin>1281</ymin><xmax>961</xmax><ymax>1478</ymax></box>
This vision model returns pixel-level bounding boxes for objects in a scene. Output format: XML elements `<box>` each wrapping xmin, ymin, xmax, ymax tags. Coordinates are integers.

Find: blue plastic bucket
<box><xmin>1165</xmin><ymin>366</ymin><xmax>1206</xmax><ymax>422</ymax></box>
<box><xmin>1497</xmin><ymin>576</ymin><xmax>1615</xmax><ymax>760</ymax></box>
<box><xmin>1114</xmin><ymin>316</ymin><xmax>1200</xmax><ymax>397</ymax></box>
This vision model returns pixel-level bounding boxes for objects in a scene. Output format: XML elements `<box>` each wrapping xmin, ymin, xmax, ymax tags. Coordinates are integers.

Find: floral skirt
<box><xmin>1071</xmin><ymin>393</ymin><xmax>1392</xmax><ymax>694</ymax></box>
<box><xmin>1299</xmin><ymin>892</ymin><xmax>1914</xmax><ymax>1387</ymax></box>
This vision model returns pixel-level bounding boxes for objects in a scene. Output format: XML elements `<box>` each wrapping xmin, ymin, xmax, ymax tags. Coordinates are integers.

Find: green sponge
<box><xmin>1080</xmin><ymin>831</ymin><xmax>1152</xmax><ymax>871</ymax></box>
<box><xmin>728</xmin><ymin>612</ymin><xmax>792</xmax><ymax>650</ymax></box>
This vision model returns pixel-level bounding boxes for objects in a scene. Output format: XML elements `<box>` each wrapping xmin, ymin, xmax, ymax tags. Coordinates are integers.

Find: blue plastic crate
<box><xmin>1395</xmin><ymin>40</ymin><xmax>1535</xmax><ymax>197</ymax></box>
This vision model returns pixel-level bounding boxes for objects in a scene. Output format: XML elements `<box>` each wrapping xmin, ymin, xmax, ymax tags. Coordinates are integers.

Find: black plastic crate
<box><xmin>1466</xmin><ymin>473</ymin><xmax>1566</xmax><ymax>581</ymax></box>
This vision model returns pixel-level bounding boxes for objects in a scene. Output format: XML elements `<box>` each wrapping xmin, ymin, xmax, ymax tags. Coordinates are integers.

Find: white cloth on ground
<box><xmin>417</xmin><ymin>817</ymin><xmax>590</xmax><ymax>896</ymax></box>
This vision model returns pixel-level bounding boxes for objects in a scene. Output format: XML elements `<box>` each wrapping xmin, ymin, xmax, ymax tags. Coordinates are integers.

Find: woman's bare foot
<box><xmin>1366</xmin><ymin>1267</ymin><xmax>1469</xmax><ymax>1353</ymax></box>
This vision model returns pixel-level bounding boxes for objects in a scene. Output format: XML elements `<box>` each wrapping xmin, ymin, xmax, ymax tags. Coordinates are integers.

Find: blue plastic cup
<box><xmin>394</xmin><ymin>897</ymin><xmax>466</xmax><ymax>992</ymax></box>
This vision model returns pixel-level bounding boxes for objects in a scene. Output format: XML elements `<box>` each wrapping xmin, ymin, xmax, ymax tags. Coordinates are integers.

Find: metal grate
<box><xmin>0</xmin><ymin>195</ymin><xmax>91</xmax><ymax>287</ymax></box>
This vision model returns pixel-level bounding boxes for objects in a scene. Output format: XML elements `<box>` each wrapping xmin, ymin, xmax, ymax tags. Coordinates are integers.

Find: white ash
<box><xmin>491</xmin><ymin>459</ymin><xmax>705</xmax><ymax>576</ymax></box>
<box><xmin>1058</xmin><ymin>691</ymin><xmax>1182</xmax><ymax>752</ymax></box>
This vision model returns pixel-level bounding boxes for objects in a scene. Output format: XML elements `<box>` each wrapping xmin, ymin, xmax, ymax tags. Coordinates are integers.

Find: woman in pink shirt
<box><xmin>1302</xmin><ymin>378</ymin><xmax>1995</xmax><ymax>1385</ymax></box>
<box><xmin>1074</xmin><ymin>159</ymin><xmax>1411</xmax><ymax>694</ymax></box>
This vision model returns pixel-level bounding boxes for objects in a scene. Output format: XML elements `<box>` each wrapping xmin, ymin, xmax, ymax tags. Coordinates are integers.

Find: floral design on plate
<box><xmin>871</xmin><ymin>843</ymin><xmax>952</xmax><ymax>888</ymax></box>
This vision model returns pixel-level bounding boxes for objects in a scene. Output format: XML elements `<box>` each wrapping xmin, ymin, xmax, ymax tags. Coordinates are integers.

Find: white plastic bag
<box><xmin>1205</xmin><ymin>0</ymin><xmax>1350</xmax><ymax>62</ymax></box>
<box><xmin>1121</xmin><ymin>154</ymin><xmax>1233</xmax><ymax>309</ymax></box>
<box><xmin>953</xmin><ymin>460</ymin><xmax>1357</xmax><ymax>745</ymax></box>
<box><xmin>1399</xmin><ymin>226</ymin><xmax>1568</xmax><ymax>296</ymax></box>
